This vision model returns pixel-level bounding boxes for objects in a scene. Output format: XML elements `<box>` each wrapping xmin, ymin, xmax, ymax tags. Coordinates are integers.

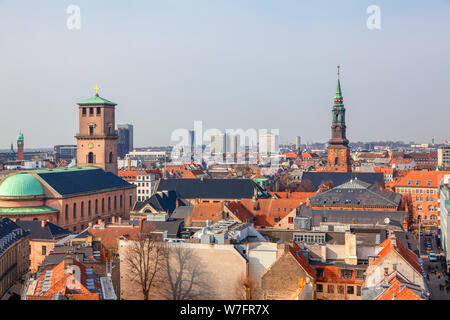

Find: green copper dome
<box><xmin>17</xmin><ymin>133</ymin><xmax>24</xmax><ymax>141</ymax></box>
<box><xmin>0</xmin><ymin>173</ymin><xmax>44</xmax><ymax>197</ymax></box>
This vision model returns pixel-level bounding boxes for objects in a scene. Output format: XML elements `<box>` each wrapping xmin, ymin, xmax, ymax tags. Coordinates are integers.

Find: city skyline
<box><xmin>1</xmin><ymin>1</ymin><xmax>449</xmax><ymax>148</ymax></box>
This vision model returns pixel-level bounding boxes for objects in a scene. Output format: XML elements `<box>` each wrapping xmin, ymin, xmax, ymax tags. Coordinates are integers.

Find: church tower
<box><xmin>75</xmin><ymin>86</ymin><xmax>118</xmax><ymax>175</ymax></box>
<box><xmin>326</xmin><ymin>66</ymin><xmax>351</xmax><ymax>172</ymax></box>
<box><xmin>17</xmin><ymin>132</ymin><xmax>24</xmax><ymax>161</ymax></box>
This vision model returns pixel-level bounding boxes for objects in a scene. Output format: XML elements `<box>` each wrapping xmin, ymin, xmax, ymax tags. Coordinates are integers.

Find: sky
<box><xmin>0</xmin><ymin>0</ymin><xmax>449</xmax><ymax>148</ymax></box>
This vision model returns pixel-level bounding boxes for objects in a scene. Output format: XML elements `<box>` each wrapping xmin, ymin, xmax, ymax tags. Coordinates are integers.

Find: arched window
<box><xmin>102</xmin><ymin>198</ymin><xmax>105</xmax><ymax>213</ymax></box>
<box><xmin>65</xmin><ymin>204</ymin><xmax>69</xmax><ymax>220</ymax></box>
<box><xmin>120</xmin><ymin>195</ymin><xmax>123</xmax><ymax>209</ymax></box>
<box><xmin>73</xmin><ymin>203</ymin><xmax>77</xmax><ymax>219</ymax></box>
<box><xmin>334</xmin><ymin>157</ymin><xmax>338</xmax><ymax>165</ymax></box>
<box><xmin>417</xmin><ymin>205</ymin><xmax>422</xmax><ymax>211</ymax></box>
<box><xmin>88</xmin><ymin>152</ymin><xmax>94</xmax><ymax>164</ymax></box>
<box><xmin>431</xmin><ymin>215</ymin><xmax>437</xmax><ymax>220</ymax></box>
<box><xmin>108</xmin><ymin>197</ymin><xmax>111</xmax><ymax>212</ymax></box>
<box><xmin>114</xmin><ymin>196</ymin><xmax>117</xmax><ymax>210</ymax></box>
<box><xmin>109</xmin><ymin>152</ymin><xmax>113</xmax><ymax>163</ymax></box>
<box><xmin>81</xmin><ymin>201</ymin><xmax>84</xmax><ymax>217</ymax></box>
<box><xmin>88</xmin><ymin>200</ymin><xmax>91</xmax><ymax>216</ymax></box>
<box><xmin>95</xmin><ymin>199</ymin><xmax>98</xmax><ymax>214</ymax></box>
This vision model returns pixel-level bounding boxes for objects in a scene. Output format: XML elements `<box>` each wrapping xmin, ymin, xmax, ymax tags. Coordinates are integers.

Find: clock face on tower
<box><xmin>88</xmin><ymin>143</ymin><xmax>94</xmax><ymax>149</ymax></box>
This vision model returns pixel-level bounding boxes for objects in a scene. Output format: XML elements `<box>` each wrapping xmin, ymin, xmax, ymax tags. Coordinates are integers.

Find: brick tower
<box><xmin>325</xmin><ymin>66</ymin><xmax>351</xmax><ymax>172</ymax></box>
<box><xmin>17</xmin><ymin>132</ymin><xmax>24</xmax><ymax>161</ymax></box>
<box><xmin>75</xmin><ymin>86</ymin><xmax>118</xmax><ymax>175</ymax></box>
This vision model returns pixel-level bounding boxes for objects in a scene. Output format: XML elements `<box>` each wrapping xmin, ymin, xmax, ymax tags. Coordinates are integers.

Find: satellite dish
<box><xmin>384</xmin><ymin>217</ymin><xmax>390</xmax><ymax>224</ymax></box>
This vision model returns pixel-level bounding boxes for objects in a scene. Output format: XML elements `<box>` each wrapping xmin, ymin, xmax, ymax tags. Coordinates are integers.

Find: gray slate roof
<box><xmin>156</xmin><ymin>178</ymin><xmax>268</xmax><ymax>199</ymax></box>
<box><xmin>298</xmin><ymin>206</ymin><xmax>406</xmax><ymax>230</ymax></box>
<box><xmin>16</xmin><ymin>220</ymin><xmax>71</xmax><ymax>240</ymax></box>
<box><xmin>309</xmin><ymin>179</ymin><xmax>402</xmax><ymax>209</ymax></box>
<box><xmin>301</xmin><ymin>172</ymin><xmax>384</xmax><ymax>191</ymax></box>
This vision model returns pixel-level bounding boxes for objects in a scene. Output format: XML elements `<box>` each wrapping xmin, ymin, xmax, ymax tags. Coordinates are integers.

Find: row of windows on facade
<box><xmin>416</xmin><ymin>205</ymin><xmax>438</xmax><ymax>213</ymax></box>
<box><xmin>316</xmin><ymin>283</ymin><xmax>362</xmax><ymax>296</ymax></box>
<box><xmin>63</xmin><ymin>194</ymin><xmax>133</xmax><ymax>222</ymax></box>
<box><xmin>398</xmin><ymin>188</ymin><xmax>435</xmax><ymax>194</ymax></box>
<box><xmin>82</xmin><ymin>107</ymin><xmax>101</xmax><ymax>116</ymax></box>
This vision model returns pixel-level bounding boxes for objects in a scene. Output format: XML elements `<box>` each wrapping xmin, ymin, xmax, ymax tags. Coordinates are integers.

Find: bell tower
<box><xmin>326</xmin><ymin>66</ymin><xmax>351</xmax><ymax>172</ymax></box>
<box><xmin>75</xmin><ymin>86</ymin><xmax>118</xmax><ymax>175</ymax></box>
<box><xmin>17</xmin><ymin>131</ymin><xmax>24</xmax><ymax>161</ymax></box>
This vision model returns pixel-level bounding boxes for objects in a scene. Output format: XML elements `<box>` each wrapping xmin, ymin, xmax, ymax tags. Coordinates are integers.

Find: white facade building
<box><xmin>133</xmin><ymin>173</ymin><xmax>158</xmax><ymax>201</ymax></box>
<box><xmin>259</xmin><ymin>133</ymin><xmax>279</xmax><ymax>156</ymax></box>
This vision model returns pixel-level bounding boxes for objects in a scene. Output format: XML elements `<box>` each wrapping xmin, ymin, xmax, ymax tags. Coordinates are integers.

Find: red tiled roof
<box><xmin>191</xmin><ymin>203</ymin><xmax>223</xmax><ymax>222</ymax></box>
<box><xmin>371</xmin><ymin>238</ymin><xmax>422</xmax><ymax>275</ymax></box>
<box><xmin>290</xmin><ymin>243</ymin><xmax>316</xmax><ymax>278</ymax></box>
<box><xmin>29</xmin><ymin>259</ymin><xmax>102</xmax><ymax>300</ymax></box>
<box><xmin>225</xmin><ymin>201</ymin><xmax>254</xmax><ymax>222</ymax></box>
<box><xmin>376</xmin><ymin>275</ymin><xmax>424</xmax><ymax>300</ymax></box>
<box><xmin>238</xmin><ymin>198</ymin><xmax>302</xmax><ymax>227</ymax></box>
<box><xmin>392</xmin><ymin>170</ymin><xmax>450</xmax><ymax>188</ymax></box>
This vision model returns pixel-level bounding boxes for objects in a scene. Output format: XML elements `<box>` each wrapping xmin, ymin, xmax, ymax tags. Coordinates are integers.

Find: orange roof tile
<box><xmin>392</xmin><ymin>170</ymin><xmax>450</xmax><ymax>188</ymax></box>
<box><xmin>290</xmin><ymin>243</ymin><xmax>316</xmax><ymax>278</ymax></box>
<box><xmin>191</xmin><ymin>203</ymin><xmax>223</xmax><ymax>222</ymax></box>
<box><xmin>376</xmin><ymin>275</ymin><xmax>424</xmax><ymax>300</ymax></box>
<box><xmin>371</xmin><ymin>238</ymin><xmax>422</xmax><ymax>275</ymax></box>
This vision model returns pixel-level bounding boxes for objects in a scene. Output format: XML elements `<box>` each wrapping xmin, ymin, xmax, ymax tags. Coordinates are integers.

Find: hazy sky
<box><xmin>1</xmin><ymin>0</ymin><xmax>449</xmax><ymax>148</ymax></box>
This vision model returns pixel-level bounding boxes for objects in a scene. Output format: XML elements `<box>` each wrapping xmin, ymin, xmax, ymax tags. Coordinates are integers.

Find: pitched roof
<box><xmin>291</xmin><ymin>243</ymin><xmax>316</xmax><ymax>278</ymax></box>
<box><xmin>301</xmin><ymin>172</ymin><xmax>384</xmax><ymax>191</ymax></box>
<box><xmin>301</xmin><ymin>206</ymin><xmax>406</xmax><ymax>230</ymax></box>
<box><xmin>191</xmin><ymin>203</ymin><xmax>223</xmax><ymax>222</ymax></box>
<box><xmin>16</xmin><ymin>220</ymin><xmax>71</xmax><ymax>240</ymax></box>
<box><xmin>133</xmin><ymin>190</ymin><xmax>179</xmax><ymax>213</ymax></box>
<box><xmin>156</xmin><ymin>178</ymin><xmax>267</xmax><ymax>199</ymax></box>
<box><xmin>309</xmin><ymin>179</ymin><xmax>402</xmax><ymax>208</ymax></box>
<box><xmin>34</xmin><ymin>167</ymin><xmax>134</xmax><ymax>196</ymax></box>
<box><xmin>29</xmin><ymin>258</ymin><xmax>103</xmax><ymax>300</ymax></box>
<box><xmin>77</xmin><ymin>95</ymin><xmax>117</xmax><ymax>106</ymax></box>
<box><xmin>225</xmin><ymin>201</ymin><xmax>254</xmax><ymax>222</ymax></box>
<box><xmin>375</xmin><ymin>274</ymin><xmax>425</xmax><ymax>300</ymax></box>
<box><xmin>393</xmin><ymin>170</ymin><xmax>450</xmax><ymax>188</ymax></box>
<box><xmin>371</xmin><ymin>237</ymin><xmax>422</xmax><ymax>275</ymax></box>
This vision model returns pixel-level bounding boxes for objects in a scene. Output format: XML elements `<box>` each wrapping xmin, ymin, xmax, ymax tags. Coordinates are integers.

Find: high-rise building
<box><xmin>118</xmin><ymin>124</ymin><xmax>134</xmax><ymax>152</ymax></box>
<box><xmin>17</xmin><ymin>132</ymin><xmax>24</xmax><ymax>161</ymax></box>
<box><xmin>259</xmin><ymin>133</ymin><xmax>279</xmax><ymax>156</ymax></box>
<box><xmin>325</xmin><ymin>66</ymin><xmax>351</xmax><ymax>172</ymax></box>
<box><xmin>296</xmin><ymin>136</ymin><xmax>301</xmax><ymax>151</ymax></box>
<box><xmin>117</xmin><ymin>128</ymin><xmax>130</xmax><ymax>159</ymax></box>
<box><xmin>211</xmin><ymin>133</ymin><xmax>226</xmax><ymax>156</ymax></box>
<box><xmin>75</xmin><ymin>87</ymin><xmax>118</xmax><ymax>175</ymax></box>
<box><xmin>228</xmin><ymin>134</ymin><xmax>239</xmax><ymax>155</ymax></box>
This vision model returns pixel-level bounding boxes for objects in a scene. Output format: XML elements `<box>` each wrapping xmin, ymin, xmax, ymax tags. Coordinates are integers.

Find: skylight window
<box><xmin>407</xmin><ymin>180</ymin><xmax>412</xmax><ymax>185</ymax></box>
<box><xmin>415</xmin><ymin>180</ymin><xmax>420</xmax><ymax>186</ymax></box>
<box><xmin>427</xmin><ymin>180</ymin><xmax>432</xmax><ymax>186</ymax></box>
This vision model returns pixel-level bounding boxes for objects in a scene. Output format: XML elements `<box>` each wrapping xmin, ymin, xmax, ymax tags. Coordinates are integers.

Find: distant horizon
<box><xmin>1</xmin><ymin>1</ymin><xmax>449</xmax><ymax>148</ymax></box>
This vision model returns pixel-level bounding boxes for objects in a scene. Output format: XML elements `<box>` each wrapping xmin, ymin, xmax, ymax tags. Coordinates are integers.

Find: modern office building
<box><xmin>259</xmin><ymin>133</ymin><xmax>279</xmax><ymax>156</ymax></box>
<box><xmin>53</xmin><ymin>145</ymin><xmax>77</xmax><ymax>162</ymax></box>
<box><xmin>117</xmin><ymin>128</ymin><xmax>130</xmax><ymax>159</ymax></box>
<box><xmin>118</xmin><ymin>124</ymin><xmax>134</xmax><ymax>151</ymax></box>
<box><xmin>211</xmin><ymin>133</ymin><xmax>226</xmax><ymax>156</ymax></box>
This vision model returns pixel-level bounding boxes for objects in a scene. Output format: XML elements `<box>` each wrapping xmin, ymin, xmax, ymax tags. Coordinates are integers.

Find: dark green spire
<box><xmin>334</xmin><ymin>65</ymin><xmax>343</xmax><ymax>102</ymax></box>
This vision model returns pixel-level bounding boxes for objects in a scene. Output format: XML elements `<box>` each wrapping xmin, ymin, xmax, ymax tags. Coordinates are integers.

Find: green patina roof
<box><xmin>77</xmin><ymin>95</ymin><xmax>117</xmax><ymax>106</ymax></box>
<box><xmin>0</xmin><ymin>173</ymin><xmax>44</xmax><ymax>197</ymax></box>
<box><xmin>32</xmin><ymin>166</ymin><xmax>98</xmax><ymax>174</ymax></box>
<box><xmin>17</xmin><ymin>132</ymin><xmax>24</xmax><ymax>141</ymax></box>
<box><xmin>0</xmin><ymin>206</ymin><xmax>59</xmax><ymax>215</ymax></box>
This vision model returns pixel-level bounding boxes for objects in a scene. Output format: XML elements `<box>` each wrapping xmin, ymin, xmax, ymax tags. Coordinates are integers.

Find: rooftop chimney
<box><xmin>390</xmin><ymin>234</ymin><xmax>397</xmax><ymax>248</ymax></box>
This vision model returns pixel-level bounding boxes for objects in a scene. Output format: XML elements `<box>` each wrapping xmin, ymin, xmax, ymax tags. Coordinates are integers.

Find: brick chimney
<box><xmin>63</xmin><ymin>254</ymin><xmax>74</xmax><ymax>271</ymax></box>
<box><xmin>390</xmin><ymin>234</ymin><xmax>397</xmax><ymax>248</ymax></box>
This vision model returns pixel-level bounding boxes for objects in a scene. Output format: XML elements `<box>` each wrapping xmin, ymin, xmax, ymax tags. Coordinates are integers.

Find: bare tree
<box><xmin>164</xmin><ymin>245</ymin><xmax>209</xmax><ymax>300</ymax></box>
<box><xmin>234</xmin><ymin>274</ymin><xmax>261</xmax><ymax>300</ymax></box>
<box><xmin>124</xmin><ymin>233</ymin><xmax>167</xmax><ymax>300</ymax></box>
